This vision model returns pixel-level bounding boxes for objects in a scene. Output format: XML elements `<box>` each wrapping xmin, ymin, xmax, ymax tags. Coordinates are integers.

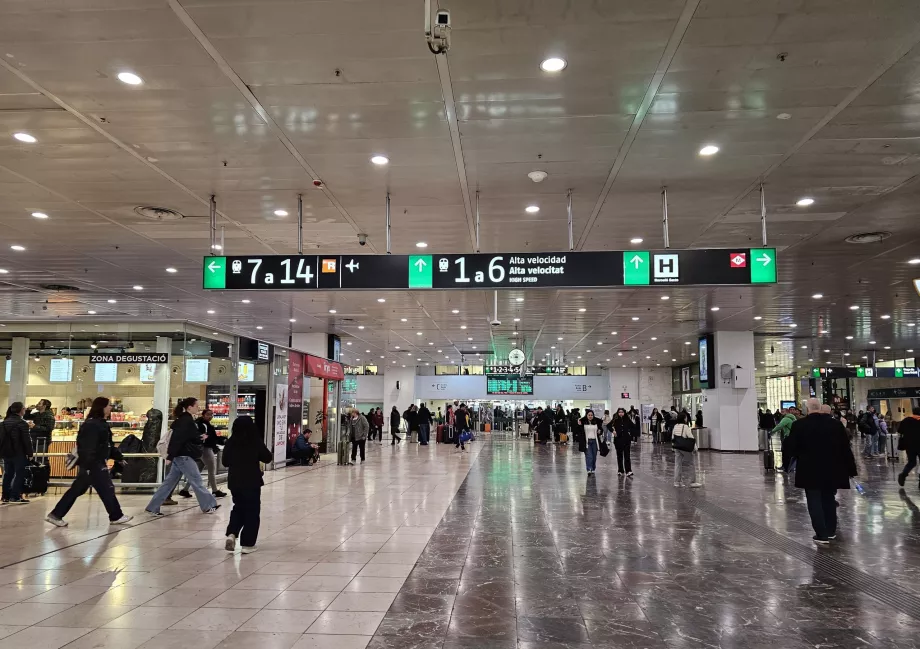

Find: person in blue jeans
<box><xmin>581</xmin><ymin>409</ymin><xmax>601</xmax><ymax>475</ymax></box>
<box><xmin>146</xmin><ymin>397</ymin><xmax>218</xmax><ymax>516</ymax></box>
<box><xmin>0</xmin><ymin>402</ymin><xmax>33</xmax><ymax>504</ymax></box>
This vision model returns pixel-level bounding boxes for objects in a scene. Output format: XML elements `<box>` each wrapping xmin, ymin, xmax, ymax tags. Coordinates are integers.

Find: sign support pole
<box><xmin>297</xmin><ymin>193</ymin><xmax>304</xmax><ymax>255</ymax></box>
<box><xmin>661</xmin><ymin>187</ymin><xmax>670</xmax><ymax>249</ymax></box>
<box><xmin>220</xmin><ymin>226</ymin><xmax>224</xmax><ymax>253</ymax></box>
<box><xmin>567</xmin><ymin>189</ymin><xmax>574</xmax><ymax>251</ymax></box>
<box><xmin>493</xmin><ymin>290</ymin><xmax>498</xmax><ymax>323</ymax></box>
<box><xmin>209</xmin><ymin>194</ymin><xmax>217</xmax><ymax>252</ymax></box>
<box><xmin>386</xmin><ymin>192</ymin><xmax>391</xmax><ymax>255</ymax></box>
<box><xmin>475</xmin><ymin>190</ymin><xmax>481</xmax><ymax>253</ymax></box>
<box><xmin>760</xmin><ymin>182</ymin><xmax>768</xmax><ymax>247</ymax></box>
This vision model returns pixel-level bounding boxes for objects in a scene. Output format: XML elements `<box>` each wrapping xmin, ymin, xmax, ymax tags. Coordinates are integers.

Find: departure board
<box><xmin>486</xmin><ymin>374</ymin><xmax>534</xmax><ymax>396</ymax></box>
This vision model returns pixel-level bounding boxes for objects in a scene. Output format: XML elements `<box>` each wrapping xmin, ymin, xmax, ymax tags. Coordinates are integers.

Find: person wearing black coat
<box><xmin>897</xmin><ymin>407</ymin><xmax>920</xmax><ymax>488</ymax></box>
<box><xmin>786</xmin><ymin>398</ymin><xmax>857</xmax><ymax>544</ymax></box>
<box><xmin>609</xmin><ymin>408</ymin><xmax>633</xmax><ymax>477</ymax></box>
<box><xmin>390</xmin><ymin>406</ymin><xmax>402</xmax><ymax>445</ymax></box>
<box><xmin>46</xmin><ymin>397</ymin><xmax>131</xmax><ymax>527</ymax></box>
<box><xmin>403</xmin><ymin>405</ymin><xmax>420</xmax><ymax>442</ymax></box>
<box><xmin>145</xmin><ymin>397</ymin><xmax>219</xmax><ymax>516</ymax></box>
<box><xmin>418</xmin><ymin>403</ymin><xmax>433</xmax><ymax>445</ymax></box>
<box><xmin>534</xmin><ymin>407</ymin><xmax>552</xmax><ymax>445</ymax></box>
<box><xmin>223</xmin><ymin>416</ymin><xmax>273</xmax><ymax>553</ymax></box>
<box><xmin>1</xmin><ymin>402</ymin><xmax>33</xmax><ymax>504</ymax></box>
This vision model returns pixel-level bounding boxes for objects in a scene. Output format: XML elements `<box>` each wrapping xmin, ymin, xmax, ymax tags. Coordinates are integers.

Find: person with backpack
<box><xmin>860</xmin><ymin>407</ymin><xmax>881</xmax><ymax>457</ymax></box>
<box><xmin>455</xmin><ymin>403</ymin><xmax>472</xmax><ymax>452</ymax></box>
<box><xmin>145</xmin><ymin>397</ymin><xmax>219</xmax><ymax>517</ymax></box>
<box><xmin>672</xmin><ymin>412</ymin><xmax>701</xmax><ymax>488</ymax></box>
<box><xmin>223</xmin><ymin>416</ymin><xmax>272</xmax><ymax>554</ymax></box>
<box><xmin>897</xmin><ymin>407</ymin><xmax>920</xmax><ymax>488</ymax></box>
<box><xmin>1</xmin><ymin>402</ymin><xmax>34</xmax><ymax>504</ymax></box>
<box><xmin>45</xmin><ymin>397</ymin><xmax>132</xmax><ymax>527</ymax></box>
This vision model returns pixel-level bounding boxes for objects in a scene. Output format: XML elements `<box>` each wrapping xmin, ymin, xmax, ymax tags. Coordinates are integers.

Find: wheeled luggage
<box><xmin>763</xmin><ymin>448</ymin><xmax>775</xmax><ymax>472</ymax></box>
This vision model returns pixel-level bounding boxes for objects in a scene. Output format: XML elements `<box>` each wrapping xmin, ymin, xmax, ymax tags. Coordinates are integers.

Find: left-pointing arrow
<box><xmin>208</xmin><ymin>261</ymin><xmax>220</xmax><ymax>272</ymax></box>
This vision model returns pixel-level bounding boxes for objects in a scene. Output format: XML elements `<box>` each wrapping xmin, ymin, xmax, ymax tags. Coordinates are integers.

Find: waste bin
<box><xmin>696</xmin><ymin>427</ymin><xmax>711</xmax><ymax>450</ymax></box>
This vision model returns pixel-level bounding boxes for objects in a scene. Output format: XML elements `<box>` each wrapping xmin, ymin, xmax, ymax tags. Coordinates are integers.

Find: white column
<box><xmin>9</xmin><ymin>337</ymin><xmax>29</xmax><ymax>404</ymax></box>
<box><xmin>638</xmin><ymin>367</ymin><xmax>672</xmax><ymax>409</ymax></box>
<box><xmin>607</xmin><ymin>367</ymin><xmax>639</xmax><ymax>411</ymax></box>
<box><xmin>701</xmin><ymin>331</ymin><xmax>757</xmax><ymax>451</ymax></box>
<box><xmin>291</xmin><ymin>333</ymin><xmax>327</xmax><ymax>358</ymax></box>
<box><xmin>152</xmin><ymin>337</ymin><xmax>171</xmax><ymax>438</ymax></box>
<box><xmin>383</xmin><ymin>366</ymin><xmax>416</xmax><ymax>430</ymax></box>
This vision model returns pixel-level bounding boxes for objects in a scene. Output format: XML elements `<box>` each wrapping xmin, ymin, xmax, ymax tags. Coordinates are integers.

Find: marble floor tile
<box><xmin>169</xmin><ymin>607</ymin><xmax>258</xmax><ymax>632</ymax></box>
<box><xmin>326</xmin><ymin>592</ymin><xmax>397</xmax><ymax>612</ymax></box>
<box><xmin>35</xmin><ymin>604</ymin><xmax>136</xmax><ymax>628</ymax></box>
<box><xmin>102</xmin><ymin>606</ymin><xmax>193</xmax><ymax>630</ymax></box>
<box><xmin>306</xmin><ymin>611</ymin><xmax>386</xmax><ymax>636</ymax></box>
<box><xmin>237</xmin><ymin>609</ymin><xmax>322</xmax><ymax>633</ymax></box>
<box><xmin>0</xmin><ymin>625</ymin><xmax>93</xmax><ymax>649</ymax></box>
<box><xmin>214</xmin><ymin>631</ymin><xmax>303</xmax><ymax>649</ymax></box>
<box><xmin>134</xmin><ymin>629</ymin><xmax>233</xmax><ymax>649</ymax></box>
<box><xmin>0</xmin><ymin>602</ymin><xmax>75</xmax><ymax>625</ymax></box>
<box><xmin>264</xmin><ymin>590</ymin><xmax>340</xmax><ymax>611</ymax></box>
<box><xmin>291</xmin><ymin>634</ymin><xmax>371</xmax><ymax>649</ymax></box>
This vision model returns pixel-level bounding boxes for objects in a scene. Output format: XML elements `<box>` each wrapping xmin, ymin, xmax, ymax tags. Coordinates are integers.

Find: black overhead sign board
<box><xmin>203</xmin><ymin>248</ymin><xmax>776</xmax><ymax>291</ymax></box>
<box><xmin>89</xmin><ymin>353</ymin><xmax>169</xmax><ymax>364</ymax></box>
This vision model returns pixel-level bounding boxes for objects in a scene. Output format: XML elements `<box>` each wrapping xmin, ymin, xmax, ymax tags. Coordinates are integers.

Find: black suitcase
<box><xmin>23</xmin><ymin>461</ymin><xmax>50</xmax><ymax>495</ymax></box>
<box><xmin>763</xmin><ymin>449</ymin><xmax>775</xmax><ymax>472</ymax></box>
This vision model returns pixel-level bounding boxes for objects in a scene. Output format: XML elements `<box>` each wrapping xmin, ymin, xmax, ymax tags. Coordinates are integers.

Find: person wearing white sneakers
<box><xmin>580</xmin><ymin>410</ymin><xmax>601</xmax><ymax>475</ymax></box>
<box><xmin>46</xmin><ymin>397</ymin><xmax>132</xmax><ymax>528</ymax></box>
<box><xmin>222</xmin><ymin>416</ymin><xmax>272</xmax><ymax>554</ymax></box>
<box><xmin>672</xmin><ymin>412</ymin><xmax>701</xmax><ymax>488</ymax></box>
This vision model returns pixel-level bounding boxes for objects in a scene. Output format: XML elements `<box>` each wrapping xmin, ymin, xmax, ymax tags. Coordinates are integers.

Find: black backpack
<box><xmin>858</xmin><ymin>413</ymin><xmax>871</xmax><ymax>434</ymax></box>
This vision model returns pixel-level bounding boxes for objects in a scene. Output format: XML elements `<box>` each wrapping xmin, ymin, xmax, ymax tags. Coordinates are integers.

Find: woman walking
<box><xmin>672</xmin><ymin>412</ymin><xmax>701</xmax><ymax>488</ymax></box>
<box><xmin>145</xmin><ymin>397</ymin><xmax>218</xmax><ymax>516</ymax></box>
<box><xmin>649</xmin><ymin>408</ymin><xmax>663</xmax><ymax>444</ymax></box>
<box><xmin>223</xmin><ymin>416</ymin><xmax>272</xmax><ymax>554</ymax></box>
<box><xmin>390</xmin><ymin>406</ymin><xmax>402</xmax><ymax>445</ymax></box>
<box><xmin>46</xmin><ymin>397</ymin><xmax>132</xmax><ymax>527</ymax></box>
<box><xmin>581</xmin><ymin>409</ymin><xmax>601</xmax><ymax>475</ymax></box>
<box><xmin>609</xmin><ymin>408</ymin><xmax>633</xmax><ymax>477</ymax></box>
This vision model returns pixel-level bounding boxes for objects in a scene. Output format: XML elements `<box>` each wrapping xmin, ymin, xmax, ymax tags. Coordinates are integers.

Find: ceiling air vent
<box><xmin>134</xmin><ymin>206</ymin><xmax>184</xmax><ymax>221</ymax></box>
<box><xmin>845</xmin><ymin>231</ymin><xmax>891</xmax><ymax>244</ymax></box>
<box><xmin>40</xmin><ymin>284</ymin><xmax>80</xmax><ymax>292</ymax></box>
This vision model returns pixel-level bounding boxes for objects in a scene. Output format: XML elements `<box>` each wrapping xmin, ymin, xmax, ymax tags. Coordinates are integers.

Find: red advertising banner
<box><xmin>286</xmin><ymin>352</ymin><xmax>304</xmax><ymax>456</ymax></box>
<box><xmin>305</xmin><ymin>354</ymin><xmax>345</xmax><ymax>380</ymax></box>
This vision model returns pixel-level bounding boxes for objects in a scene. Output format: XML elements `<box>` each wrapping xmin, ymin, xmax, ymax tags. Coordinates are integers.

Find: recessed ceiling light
<box><xmin>512</xmin><ymin>331</ymin><xmax>518</xmax><ymax>336</ymax></box>
<box><xmin>885</xmin><ymin>346</ymin><xmax>891</xmax><ymax>350</ymax></box>
<box><xmin>819</xmin><ymin>330</ymin><xmax>827</xmax><ymax>334</ymax></box>
<box><xmin>165</xmin><ymin>267</ymin><xmax>177</xmax><ymax>273</ymax></box>
<box><xmin>909</xmin><ymin>259</ymin><xmax>920</xmax><ymax>265</ymax></box>
<box><xmin>461</xmin><ymin>325</ymin><xmax>467</xmax><ymax>329</ymax></box>
<box><xmin>632</xmin><ymin>316</ymin><xmax>639</xmax><ymax>321</ymax></box>
<box><xmin>881</xmin><ymin>314</ymin><xmax>891</xmax><ymax>319</ymax></box>
<box><xmin>796</xmin><ymin>197</ymin><xmax>815</xmax><ymax>207</ymax></box>
<box><xmin>395</xmin><ymin>345</ymin><xmax>400</xmax><ymax>349</ymax></box>
<box><xmin>632</xmin><ymin>361</ymin><xmax>637</xmax><ymax>364</ymax></box>
<box><xmin>699</xmin><ymin>144</ymin><xmax>719</xmax><ymax>156</ymax></box>
<box><xmin>611</xmin><ymin>331</ymin><xmax>618</xmax><ymax>335</ymax></box>
<box><xmin>812</xmin><ymin>293</ymin><xmax>823</xmax><ymax>299</ymax></box>
<box><xmin>617</xmin><ymin>352</ymin><xmax>622</xmax><ymax>356</ymax></box>
<box><xmin>660</xmin><ymin>295</ymin><xmax>669</xmax><ymax>300</ymax></box>
<box><xmin>597</xmin><ymin>341</ymin><xmax>603</xmax><ymax>345</ymax></box>
<box><xmin>691</xmin><ymin>353</ymin><xmax>697</xmax><ymax>357</ymax></box>
<box><xmin>0</xmin><ymin>269</ymin><xmax>8</xmax><ymax>274</ymax></box>
<box><xmin>630</xmin><ymin>237</ymin><xmax>644</xmax><ymax>244</ymax></box>
<box><xmin>467</xmin><ymin>337</ymin><xmax>473</xmax><ymax>341</ymax></box>
<box><xmin>684</xmin><ymin>341</ymin><xmax>691</xmax><ymax>345</ymax></box>
<box><xmin>107</xmin><ymin>299</ymin><xmax>117</xmax><ymax>304</ymax></box>
<box><xmin>846</xmin><ymin>335</ymin><xmax>853</xmax><ymax>340</ymax></box>
<box><xmin>415</xmin><ymin>242</ymin><xmax>427</xmax><ymax>248</ymax></box>
<box><xmin>578</xmin><ymin>308</ymin><xmax>586</xmax><ymax>313</ymax></box>
<box><xmin>711</xmin><ymin>306</ymin><xmax>720</xmax><ymax>311</ymax></box>
<box><xmin>358</xmin><ymin>325</ymin><xmax>365</xmax><ymax>329</ymax></box>
<box><xmin>10</xmin><ymin>245</ymin><xmax>25</xmax><ymax>251</ymax></box>
<box><xmin>850</xmin><ymin>305</ymin><xmax>859</xmax><ymax>310</ymax></box>
<box><xmin>13</xmin><ymin>133</ymin><xmax>36</xmax><ymax>143</ymax></box>
<box><xmin>377</xmin><ymin>298</ymin><xmax>386</xmax><ymax>303</ymax></box>
<box><xmin>869</xmin><ymin>340</ymin><xmax>876</xmax><ymax>345</ymax></box>
<box><xmin>370</xmin><ymin>155</ymin><xmax>389</xmax><ymax>165</ymax></box>
<box><xmin>801</xmin><ymin>345</ymin><xmax>808</xmax><ymax>349</ymax></box>
<box><xmin>824</xmin><ymin>349</ymin><xmax>830</xmax><ymax>353</ymax></box>
<box><xmin>663</xmin><ymin>349</ymin><xmax>668</xmax><ymax>352</ymax></box>
<box><xmin>513</xmin><ymin>317</ymin><xmax>520</xmax><ymax>322</ymax></box>
<box><xmin>274</xmin><ymin>209</ymin><xmax>288</xmax><ymax>217</ymax></box>
<box><xmin>256</xmin><ymin>326</ymin><xmax>263</xmax><ymax>330</ymax></box>
<box><xmin>754</xmin><ymin>316</ymin><xmax>762</xmax><ymax>320</ymax></box>
<box><xmin>449</xmin><ymin>309</ymin><xmax>459</xmax><ymax>315</ymax></box>
<box><xmin>540</xmin><ymin>57</ymin><xmax>567</xmax><ymax>72</ymax></box>
<box><xmin>346</xmin><ymin>342</ymin><xmax>352</xmax><ymax>346</ymax></box>
<box><xmin>551</xmin><ymin>346</ymin><xmax>556</xmax><ymax>349</ymax></box>
<box><xmin>909</xmin><ymin>323</ymin><xmax>917</xmax><ymax>327</ymax></box>
<box><xmin>31</xmin><ymin>212</ymin><xmax>48</xmax><ymax>219</ymax></box>
<box><xmin>777</xmin><ymin>113</ymin><xmax>792</xmax><ymax>120</ymax></box>
<box><xmin>366</xmin><ymin>349</ymin><xmax>371</xmax><ymax>353</ymax></box>
<box><xmin>211</xmin><ymin>244</ymin><xmax>222</xmax><ymax>251</ymax></box>
<box><xmin>558</xmin><ymin>337</ymin><xmax>563</xmax><ymax>341</ymax></box>
<box><xmin>133</xmin><ymin>285</ymin><xmax>143</xmax><ymax>290</ymax></box>
<box><xmin>525</xmin><ymin>205</ymin><xmax>540</xmax><ymax>214</ymax></box>
<box><xmin>207</xmin><ymin>310</ymin><xmax>215</xmax><ymax>314</ymax></box>
<box><xmin>329</xmin><ymin>309</ymin><xmax>337</xmax><ymax>314</ymax></box>
<box><xmin>117</xmin><ymin>71</ymin><xmax>143</xmax><ymax>85</ymax></box>
<box><xmin>632</xmin><ymin>345</ymin><xmax>638</xmax><ymax>349</ymax></box>
<box><xmin>472</xmin><ymin>346</ymin><xmax>477</xmax><ymax>349</ymax></box>
<box><xmin>844</xmin><ymin>353</ymin><xmax>850</xmax><ymax>357</ymax></box>
<box><xmin>289</xmin><ymin>318</ymin><xmax>296</xmax><ymax>323</ymax></box>
<box><xmin>672</xmin><ymin>358</ymin><xmax>676</xmax><ymax>362</ymax></box>
<box><xmin>789</xmin><ymin>323</ymin><xmax>797</xmax><ymax>328</ymax></box>
<box><xmin>416</xmin><ymin>331</ymin><xmax>423</xmax><ymax>335</ymax></box>
<box><xmin>516</xmin><ymin>297</ymin><xmax>524</xmax><ymax>302</ymax></box>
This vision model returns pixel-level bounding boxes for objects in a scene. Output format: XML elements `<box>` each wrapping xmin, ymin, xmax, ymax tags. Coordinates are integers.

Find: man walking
<box><xmin>897</xmin><ymin>407</ymin><xmax>920</xmax><ymax>488</ymax></box>
<box><xmin>786</xmin><ymin>398</ymin><xmax>857</xmax><ymax>545</ymax></box>
<box><xmin>348</xmin><ymin>408</ymin><xmax>369</xmax><ymax>465</ymax></box>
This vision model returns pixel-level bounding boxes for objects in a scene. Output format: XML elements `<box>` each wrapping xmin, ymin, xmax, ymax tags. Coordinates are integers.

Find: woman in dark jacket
<box><xmin>649</xmin><ymin>408</ymin><xmax>663</xmax><ymax>444</ymax></box>
<box><xmin>1</xmin><ymin>402</ymin><xmax>33</xmax><ymax>504</ymax></box>
<box><xmin>145</xmin><ymin>397</ymin><xmax>218</xmax><ymax>516</ymax></box>
<box><xmin>535</xmin><ymin>407</ymin><xmax>552</xmax><ymax>445</ymax></box>
<box><xmin>46</xmin><ymin>397</ymin><xmax>131</xmax><ymax>527</ymax></box>
<box><xmin>223</xmin><ymin>416</ymin><xmax>272</xmax><ymax>553</ymax></box>
<box><xmin>609</xmin><ymin>408</ymin><xmax>633</xmax><ymax>477</ymax></box>
<box><xmin>390</xmin><ymin>406</ymin><xmax>402</xmax><ymax>445</ymax></box>
<box><xmin>553</xmin><ymin>405</ymin><xmax>568</xmax><ymax>443</ymax></box>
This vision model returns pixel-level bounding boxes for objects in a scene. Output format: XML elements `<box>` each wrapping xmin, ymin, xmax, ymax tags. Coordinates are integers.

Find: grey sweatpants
<box><xmin>674</xmin><ymin>449</ymin><xmax>696</xmax><ymax>485</ymax></box>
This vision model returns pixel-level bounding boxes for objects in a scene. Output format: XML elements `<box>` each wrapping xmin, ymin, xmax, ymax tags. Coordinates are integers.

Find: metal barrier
<box><xmin>32</xmin><ymin>452</ymin><xmax>227</xmax><ymax>491</ymax></box>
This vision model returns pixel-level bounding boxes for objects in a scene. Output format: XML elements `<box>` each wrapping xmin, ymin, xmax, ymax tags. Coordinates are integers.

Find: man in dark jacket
<box><xmin>1</xmin><ymin>402</ymin><xmax>33</xmax><ymax>504</ymax></box>
<box><xmin>28</xmin><ymin>399</ymin><xmax>55</xmax><ymax>450</ymax></box>
<box><xmin>897</xmin><ymin>407</ymin><xmax>920</xmax><ymax>488</ymax></box>
<box><xmin>192</xmin><ymin>409</ymin><xmax>225</xmax><ymax>498</ymax></box>
<box><xmin>786</xmin><ymin>398</ymin><xmax>857</xmax><ymax>544</ymax></box>
<box><xmin>403</xmin><ymin>405</ymin><xmax>419</xmax><ymax>443</ymax></box>
<box><xmin>418</xmin><ymin>403</ymin><xmax>433</xmax><ymax>446</ymax></box>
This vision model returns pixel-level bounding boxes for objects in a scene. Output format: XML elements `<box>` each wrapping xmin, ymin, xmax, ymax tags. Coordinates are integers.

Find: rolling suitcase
<box><xmin>763</xmin><ymin>448</ymin><xmax>775</xmax><ymax>472</ymax></box>
<box><xmin>436</xmin><ymin>424</ymin><xmax>444</xmax><ymax>443</ymax></box>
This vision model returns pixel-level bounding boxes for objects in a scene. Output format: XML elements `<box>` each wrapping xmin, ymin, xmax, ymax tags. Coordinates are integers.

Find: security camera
<box><xmin>490</xmin><ymin>318</ymin><xmax>501</xmax><ymax>327</ymax></box>
<box><xmin>357</xmin><ymin>233</ymin><xmax>368</xmax><ymax>246</ymax></box>
<box><xmin>424</xmin><ymin>1</ymin><xmax>451</xmax><ymax>54</ymax></box>
<box><xmin>436</xmin><ymin>10</ymin><xmax>450</xmax><ymax>28</ymax></box>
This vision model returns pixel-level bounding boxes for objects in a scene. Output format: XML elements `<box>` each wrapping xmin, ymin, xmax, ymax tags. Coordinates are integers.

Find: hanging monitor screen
<box><xmin>185</xmin><ymin>358</ymin><xmax>209</xmax><ymax>383</ymax></box>
<box><xmin>486</xmin><ymin>374</ymin><xmax>534</xmax><ymax>396</ymax></box>
<box><xmin>49</xmin><ymin>358</ymin><xmax>73</xmax><ymax>382</ymax></box>
<box><xmin>94</xmin><ymin>363</ymin><xmax>118</xmax><ymax>383</ymax></box>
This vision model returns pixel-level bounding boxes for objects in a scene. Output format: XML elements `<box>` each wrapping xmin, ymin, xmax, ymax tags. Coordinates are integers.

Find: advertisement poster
<box><xmin>273</xmin><ymin>384</ymin><xmax>288</xmax><ymax>465</ymax></box>
<box><xmin>286</xmin><ymin>352</ymin><xmax>304</xmax><ymax>459</ymax></box>
<box><xmin>681</xmin><ymin>366</ymin><xmax>691</xmax><ymax>392</ymax></box>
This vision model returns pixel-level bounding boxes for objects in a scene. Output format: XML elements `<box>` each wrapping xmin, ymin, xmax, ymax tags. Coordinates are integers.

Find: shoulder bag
<box><xmin>672</xmin><ymin>424</ymin><xmax>696</xmax><ymax>452</ymax></box>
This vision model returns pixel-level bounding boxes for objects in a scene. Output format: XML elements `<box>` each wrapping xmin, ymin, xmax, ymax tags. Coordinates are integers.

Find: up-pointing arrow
<box><xmin>414</xmin><ymin>258</ymin><xmax>427</xmax><ymax>271</ymax></box>
<box><xmin>756</xmin><ymin>252</ymin><xmax>772</xmax><ymax>266</ymax></box>
<box><xmin>630</xmin><ymin>254</ymin><xmax>644</xmax><ymax>269</ymax></box>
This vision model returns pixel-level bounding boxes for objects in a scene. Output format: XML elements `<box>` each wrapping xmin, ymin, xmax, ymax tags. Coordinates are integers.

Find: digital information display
<box><xmin>94</xmin><ymin>363</ymin><xmax>118</xmax><ymax>383</ymax></box>
<box><xmin>49</xmin><ymin>358</ymin><xmax>73</xmax><ymax>382</ymax></box>
<box><xmin>815</xmin><ymin>366</ymin><xmax>920</xmax><ymax>379</ymax></box>
<box><xmin>139</xmin><ymin>363</ymin><xmax>157</xmax><ymax>383</ymax></box>
<box><xmin>185</xmin><ymin>358</ymin><xmax>209</xmax><ymax>383</ymax></box>
<box><xmin>203</xmin><ymin>248</ymin><xmax>776</xmax><ymax>291</ymax></box>
<box><xmin>486</xmin><ymin>374</ymin><xmax>534</xmax><ymax>396</ymax></box>
<box><xmin>238</xmin><ymin>361</ymin><xmax>254</xmax><ymax>383</ymax></box>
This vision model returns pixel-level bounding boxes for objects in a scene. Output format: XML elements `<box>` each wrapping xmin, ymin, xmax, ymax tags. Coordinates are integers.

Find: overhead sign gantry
<box><xmin>203</xmin><ymin>248</ymin><xmax>777</xmax><ymax>291</ymax></box>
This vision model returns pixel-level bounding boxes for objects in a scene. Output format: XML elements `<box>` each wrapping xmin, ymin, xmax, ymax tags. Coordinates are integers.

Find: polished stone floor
<box><xmin>1</xmin><ymin>436</ymin><xmax>920</xmax><ymax>649</ymax></box>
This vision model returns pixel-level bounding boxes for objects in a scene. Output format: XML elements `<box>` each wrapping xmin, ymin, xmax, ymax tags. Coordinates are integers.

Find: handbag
<box><xmin>672</xmin><ymin>425</ymin><xmax>696</xmax><ymax>452</ymax></box>
<box><xmin>598</xmin><ymin>440</ymin><xmax>610</xmax><ymax>457</ymax></box>
<box><xmin>459</xmin><ymin>430</ymin><xmax>472</xmax><ymax>443</ymax></box>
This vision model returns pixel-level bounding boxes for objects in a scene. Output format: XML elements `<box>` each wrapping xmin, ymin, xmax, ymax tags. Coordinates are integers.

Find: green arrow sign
<box><xmin>623</xmin><ymin>251</ymin><xmax>650</xmax><ymax>285</ymax></box>
<box><xmin>812</xmin><ymin>368</ymin><xmax>821</xmax><ymax>378</ymax></box>
<box><xmin>857</xmin><ymin>367</ymin><xmax>866</xmax><ymax>378</ymax></box>
<box><xmin>750</xmin><ymin>248</ymin><xmax>776</xmax><ymax>283</ymax></box>
<box><xmin>408</xmin><ymin>255</ymin><xmax>432</xmax><ymax>288</ymax></box>
<box><xmin>203</xmin><ymin>256</ymin><xmax>226</xmax><ymax>289</ymax></box>
<box><xmin>896</xmin><ymin>367</ymin><xmax>905</xmax><ymax>378</ymax></box>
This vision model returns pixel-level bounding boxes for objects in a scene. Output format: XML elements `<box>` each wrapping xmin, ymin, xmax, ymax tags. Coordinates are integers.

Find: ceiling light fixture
<box><xmin>415</xmin><ymin>242</ymin><xmax>428</xmax><ymax>248</ymax></box>
<box><xmin>329</xmin><ymin>309</ymin><xmax>337</xmax><ymax>314</ymax></box>
<box><xmin>846</xmin><ymin>335</ymin><xmax>853</xmax><ymax>340</ymax></box>
<box><xmin>241</xmin><ymin>299</ymin><xmax>250</xmax><ymax>304</ymax></box>
<box><xmin>754</xmin><ymin>316</ymin><xmax>762</xmax><ymax>320</ymax></box>
<box><xmin>525</xmin><ymin>205</ymin><xmax>540</xmax><ymax>214</ymax></box>
<box><xmin>31</xmin><ymin>212</ymin><xmax>48</xmax><ymax>219</ymax></box>
<box><xmin>797</xmin><ymin>197</ymin><xmax>815</xmax><ymax>207</ymax></box>
<box><xmin>698</xmin><ymin>144</ymin><xmax>719</xmax><ymax>156</ymax></box>
<box><xmin>165</xmin><ymin>267</ymin><xmax>177</xmax><ymax>273</ymax></box>
<box><xmin>273</xmin><ymin>209</ymin><xmax>288</xmax><ymax>217</ymax></box>
<box><xmin>632</xmin><ymin>316</ymin><xmax>639</xmax><ymax>321</ymax></box>
<box><xmin>256</xmin><ymin>326</ymin><xmax>263</xmax><ymax>330</ymax></box>
<box><xmin>461</xmin><ymin>325</ymin><xmax>467</xmax><ymax>329</ymax></box>
<box><xmin>660</xmin><ymin>295</ymin><xmax>669</xmax><ymax>300</ymax></box>
<box><xmin>358</xmin><ymin>325</ymin><xmax>365</xmax><ymax>330</ymax></box>
<box><xmin>611</xmin><ymin>331</ymin><xmax>618</xmax><ymax>335</ymax></box>
<box><xmin>10</xmin><ymin>245</ymin><xmax>25</xmax><ymax>251</ymax></box>
<box><xmin>370</xmin><ymin>155</ymin><xmax>389</xmax><ymax>165</ymax></box>
<box><xmin>812</xmin><ymin>293</ymin><xmax>823</xmax><ymax>299</ymax></box>
<box><xmin>377</xmin><ymin>298</ymin><xmax>386</xmax><ymax>303</ymax></box>
<box><xmin>789</xmin><ymin>323</ymin><xmax>797</xmax><ymax>328</ymax></box>
<box><xmin>540</xmin><ymin>57</ymin><xmax>567</xmax><ymax>72</ymax></box>
<box><xmin>711</xmin><ymin>306</ymin><xmax>720</xmax><ymax>311</ymax></box>
<box><xmin>207</xmin><ymin>310</ymin><xmax>215</xmax><ymax>314</ymax></box>
<box><xmin>578</xmin><ymin>308</ymin><xmax>586</xmax><ymax>312</ymax></box>
<box><xmin>630</xmin><ymin>237</ymin><xmax>643</xmax><ymax>244</ymax></box>
<box><xmin>13</xmin><ymin>133</ymin><xmax>36</xmax><ymax>143</ymax></box>
<box><xmin>881</xmin><ymin>314</ymin><xmax>891</xmax><ymax>319</ymax></box>
<box><xmin>133</xmin><ymin>285</ymin><xmax>143</xmax><ymax>290</ymax></box>
<box><xmin>289</xmin><ymin>318</ymin><xmax>296</xmax><ymax>323</ymax></box>
<box><xmin>909</xmin><ymin>259</ymin><xmax>920</xmax><ymax>265</ymax></box>
<box><xmin>107</xmin><ymin>299</ymin><xmax>116</xmax><ymax>304</ymax></box>
<box><xmin>117</xmin><ymin>71</ymin><xmax>143</xmax><ymax>85</ymax></box>
<box><xmin>516</xmin><ymin>297</ymin><xmax>524</xmax><ymax>302</ymax></box>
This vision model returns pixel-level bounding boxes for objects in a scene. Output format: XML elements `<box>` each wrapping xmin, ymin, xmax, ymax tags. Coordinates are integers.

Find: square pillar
<box><xmin>607</xmin><ymin>367</ymin><xmax>639</xmax><ymax>412</ymax></box>
<box><xmin>152</xmin><ymin>337</ymin><xmax>172</xmax><ymax>437</ymax></box>
<box><xmin>384</xmin><ymin>366</ymin><xmax>417</xmax><ymax>430</ymax></box>
<box><xmin>9</xmin><ymin>337</ymin><xmax>30</xmax><ymax>404</ymax></box>
<box><xmin>701</xmin><ymin>331</ymin><xmax>757</xmax><ymax>451</ymax></box>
